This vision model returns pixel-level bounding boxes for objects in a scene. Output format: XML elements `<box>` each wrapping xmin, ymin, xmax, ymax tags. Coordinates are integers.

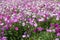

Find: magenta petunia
<box><xmin>37</xmin><ymin>27</ymin><xmax>44</xmax><ymax>31</ymax></box>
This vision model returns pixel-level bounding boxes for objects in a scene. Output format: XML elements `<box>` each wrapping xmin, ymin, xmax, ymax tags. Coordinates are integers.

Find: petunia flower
<box><xmin>56</xmin><ymin>33</ymin><xmax>60</xmax><ymax>36</ymax></box>
<box><xmin>37</xmin><ymin>27</ymin><xmax>44</xmax><ymax>31</ymax></box>
<box><xmin>54</xmin><ymin>24</ymin><xmax>59</xmax><ymax>27</ymax></box>
<box><xmin>55</xmin><ymin>38</ymin><xmax>59</xmax><ymax>40</ymax></box>
<box><xmin>33</xmin><ymin>28</ymin><xmax>37</xmax><ymax>32</ymax></box>
<box><xmin>15</xmin><ymin>27</ymin><xmax>19</xmax><ymax>31</ymax></box>
<box><xmin>22</xmin><ymin>35</ymin><xmax>26</xmax><ymax>38</ymax></box>
<box><xmin>46</xmin><ymin>29</ymin><xmax>52</xmax><ymax>32</ymax></box>
<box><xmin>1</xmin><ymin>36</ymin><xmax>7</xmax><ymax>40</ymax></box>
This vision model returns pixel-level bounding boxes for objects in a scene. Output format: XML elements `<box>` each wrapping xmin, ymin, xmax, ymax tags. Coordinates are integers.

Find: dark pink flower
<box><xmin>33</xmin><ymin>28</ymin><xmax>37</xmax><ymax>32</ymax></box>
<box><xmin>55</xmin><ymin>27</ymin><xmax>60</xmax><ymax>33</ymax></box>
<box><xmin>34</xmin><ymin>27</ymin><xmax>44</xmax><ymax>32</ymax></box>
<box><xmin>54</xmin><ymin>24</ymin><xmax>59</xmax><ymax>27</ymax></box>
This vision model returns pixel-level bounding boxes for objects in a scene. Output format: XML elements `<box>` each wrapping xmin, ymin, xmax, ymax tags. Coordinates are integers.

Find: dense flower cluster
<box><xmin>47</xmin><ymin>23</ymin><xmax>60</xmax><ymax>36</ymax></box>
<box><xmin>0</xmin><ymin>0</ymin><xmax>60</xmax><ymax>40</ymax></box>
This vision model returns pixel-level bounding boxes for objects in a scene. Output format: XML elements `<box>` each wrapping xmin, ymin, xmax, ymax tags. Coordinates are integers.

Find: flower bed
<box><xmin>0</xmin><ymin>0</ymin><xmax>60</xmax><ymax>40</ymax></box>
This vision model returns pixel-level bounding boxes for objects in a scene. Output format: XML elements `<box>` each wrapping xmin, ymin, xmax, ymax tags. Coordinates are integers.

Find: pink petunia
<box><xmin>15</xmin><ymin>27</ymin><xmax>19</xmax><ymax>31</ymax></box>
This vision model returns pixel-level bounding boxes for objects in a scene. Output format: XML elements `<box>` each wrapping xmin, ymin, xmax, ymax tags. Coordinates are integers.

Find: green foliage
<box><xmin>4</xmin><ymin>18</ymin><xmax>58</xmax><ymax>40</ymax></box>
